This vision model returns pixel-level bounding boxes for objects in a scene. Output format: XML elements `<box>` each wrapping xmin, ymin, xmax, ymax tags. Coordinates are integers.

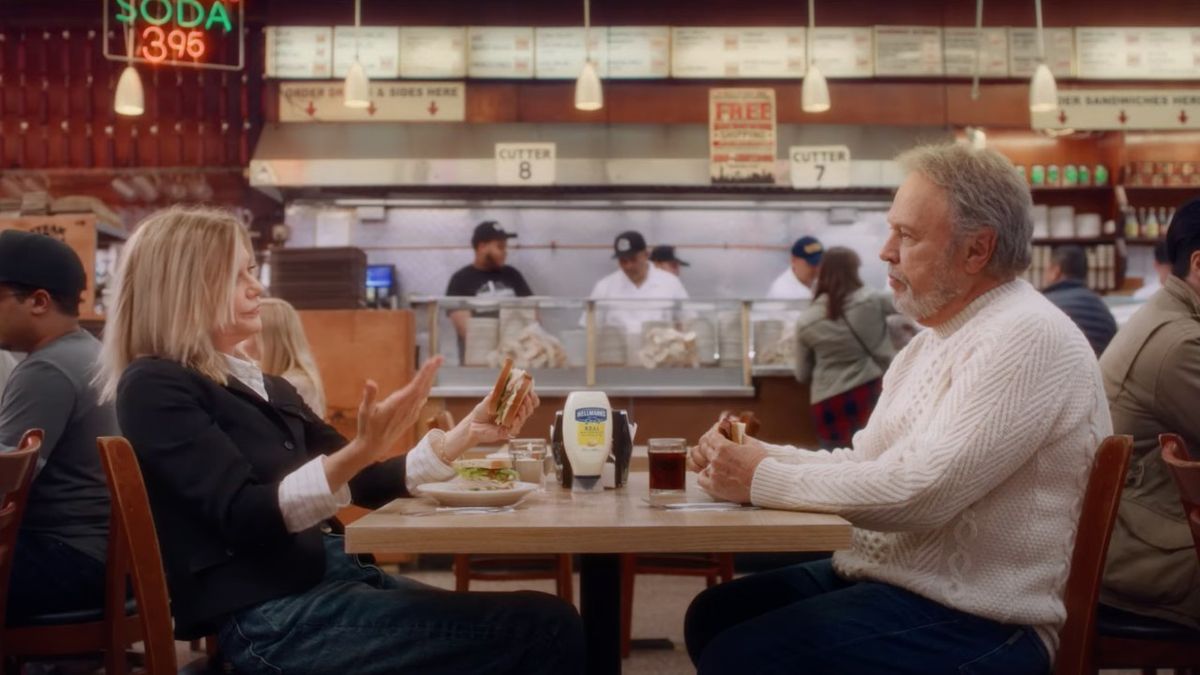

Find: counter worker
<box><xmin>445</xmin><ymin>221</ymin><xmax>534</xmax><ymax>359</ymax></box>
<box><xmin>650</xmin><ymin>245</ymin><xmax>690</xmax><ymax>279</ymax></box>
<box><xmin>766</xmin><ymin>236</ymin><xmax>824</xmax><ymax>300</ymax></box>
<box><xmin>586</xmin><ymin>231</ymin><xmax>689</xmax><ymax>335</ymax></box>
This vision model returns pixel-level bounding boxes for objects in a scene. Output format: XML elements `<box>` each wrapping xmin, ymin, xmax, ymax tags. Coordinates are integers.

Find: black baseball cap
<box><xmin>650</xmin><ymin>245</ymin><xmax>690</xmax><ymax>267</ymax></box>
<box><xmin>0</xmin><ymin>229</ymin><xmax>86</xmax><ymax>297</ymax></box>
<box><xmin>1166</xmin><ymin>198</ymin><xmax>1200</xmax><ymax>274</ymax></box>
<box><xmin>471</xmin><ymin>220</ymin><xmax>517</xmax><ymax>247</ymax></box>
<box><xmin>613</xmin><ymin>231</ymin><xmax>647</xmax><ymax>259</ymax></box>
<box><xmin>790</xmin><ymin>236</ymin><xmax>824</xmax><ymax>265</ymax></box>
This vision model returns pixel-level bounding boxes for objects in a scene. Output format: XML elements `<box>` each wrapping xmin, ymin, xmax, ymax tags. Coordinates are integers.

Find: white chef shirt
<box><xmin>587</xmin><ymin>265</ymin><xmax>689</xmax><ymax>334</ymax></box>
<box><xmin>765</xmin><ymin>268</ymin><xmax>814</xmax><ymax>300</ymax></box>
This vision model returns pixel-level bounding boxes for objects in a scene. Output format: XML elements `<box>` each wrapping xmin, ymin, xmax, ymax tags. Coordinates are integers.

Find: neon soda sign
<box><xmin>102</xmin><ymin>0</ymin><xmax>244</xmax><ymax>71</ymax></box>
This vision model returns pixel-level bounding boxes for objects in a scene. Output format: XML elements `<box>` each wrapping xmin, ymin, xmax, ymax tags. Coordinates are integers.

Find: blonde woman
<box><xmin>245</xmin><ymin>297</ymin><xmax>326</xmax><ymax>415</ymax></box>
<box><xmin>98</xmin><ymin>206</ymin><xmax>582</xmax><ymax>675</ymax></box>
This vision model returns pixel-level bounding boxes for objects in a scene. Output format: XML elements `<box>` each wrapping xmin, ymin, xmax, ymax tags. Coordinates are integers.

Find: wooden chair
<box><xmin>620</xmin><ymin>553</ymin><xmax>734</xmax><ymax>658</ymax></box>
<box><xmin>0</xmin><ymin>430</ymin><xmax>42</xmax><ymax>668</ymax></box>
<box><xmin>3</xmin><ymin>436</ymin><xmax>177</xmax><ymax>674</ymax></box>
<box><xmin>1054</xmin><ymin>435</ymin><xmax>1132</xmax><ymax>675</ymax></box>
<box><xmin>1088</xmin><ymin>433</ymin><xmax>1200</xmax><ymax>675</ymax></box>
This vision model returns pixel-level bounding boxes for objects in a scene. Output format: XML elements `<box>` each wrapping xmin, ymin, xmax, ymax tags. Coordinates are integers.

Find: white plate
<box><xmin>416</xmin><ymin>482</ymin><xmax>539</xmax><ymax>508</ymax></box>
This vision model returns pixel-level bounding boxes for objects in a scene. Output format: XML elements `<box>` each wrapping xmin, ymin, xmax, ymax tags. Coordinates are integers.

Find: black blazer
<box><xmin>116</xmin><ymin>357</ymin><xmax>409</xmax><ymax>639</ymax></box>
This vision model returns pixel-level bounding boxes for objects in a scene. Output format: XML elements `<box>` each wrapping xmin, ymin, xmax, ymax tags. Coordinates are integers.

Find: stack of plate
<box><xmin>717</xmin><ymin>311</ymin><xmax>744</xmax><ymax>367</ymax></box>
<box><xmin>464</xmin><ymin>317</ymin><xmax>499</xmax><ymax>366</ymax></box>
<box><xmin>685</xmin><ymin>318</ymin><xmax>718</xmax><ymax>366</ymax></box>
<box><xmin>499</xmin><ymin>307</ymin><xmax>536</xmax><ymax>345</ymax></box>
<box><xmin>597</xmin><ymin>325</ymin><xmax>628</xmax><ymax>366</ymax></box>
<box><xmin>753</xmin><ymin>320</ymin><xmax>785</xmax><ymax>364</ymax></box>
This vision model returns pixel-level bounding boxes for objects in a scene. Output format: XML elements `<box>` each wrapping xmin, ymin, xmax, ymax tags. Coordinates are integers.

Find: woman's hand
<box><xmin>439</xmin><ymin>386</ymin><xmax>542</xmax><ymax>463</ymax></box>
<box><xmin>354</xmin><ymin>357</ymin><xmax>443</xmax><ymax>464</ymax></box>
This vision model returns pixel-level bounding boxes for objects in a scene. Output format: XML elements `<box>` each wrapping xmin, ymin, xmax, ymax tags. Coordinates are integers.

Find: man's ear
<box><xmin>27</xmin><ymin>289</ymin><xmax>54</xmax><ymax>316</ymax></box>
<box><xmin>962</xmin><ymin>227</ymin><xmax>998</xmax><ymax>275</ymax></box>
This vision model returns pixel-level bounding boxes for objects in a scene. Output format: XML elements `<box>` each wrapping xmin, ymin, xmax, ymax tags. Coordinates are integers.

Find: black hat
<box><xmin>0</xmin><ymin>230</ymin><xmax>86</xmax><ymax>297</ymax></box>
<box><xmin>790</xmin><ymin>236</ymin><xmax>824</xmax><ymax>265</ymax></box>
<box><xmin>612</xmin><ymin>231</ymin><xmax>647</xmax><ymax>259</ymax></box>
<box><xmin>1166</xmin><ymin>198</ymin><xmax>1200</xmax><ymax>271</ymax></box>
<box><xmin>650</xmin><ymin>245</ymin><xmax>690</xmax><ymax>267</ymax></box>
<box><xmin>471</xmin><ymin>220</ymin><xmax>517</xmax><ymax>247</ymax></box>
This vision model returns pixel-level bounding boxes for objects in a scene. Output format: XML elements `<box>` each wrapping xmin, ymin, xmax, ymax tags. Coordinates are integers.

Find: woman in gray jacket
<box><xmin>795</xmin><ymin>247</ymin><xmax>896</xmax><ymax>449</ymax></box>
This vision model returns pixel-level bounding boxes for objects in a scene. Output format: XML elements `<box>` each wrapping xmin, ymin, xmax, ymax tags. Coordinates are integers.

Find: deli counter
<box><xmin>413</xmin><ymin>296</ymin><xmax>811</xmax><ymax>398</ymax></box>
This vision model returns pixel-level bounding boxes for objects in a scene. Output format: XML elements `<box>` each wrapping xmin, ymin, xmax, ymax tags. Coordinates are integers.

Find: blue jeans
<box><xmin>218</xmin><ymin>535</ymin><xmax>584</xmax><ymax>675</ymax></box>
<box><xmin>685</xmin><ymin>559</ymin><xmax>1050</xmax><ymax>675</ymax></box>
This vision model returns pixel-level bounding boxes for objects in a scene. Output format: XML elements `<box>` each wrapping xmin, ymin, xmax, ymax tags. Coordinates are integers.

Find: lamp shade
<box><xmin>801</xmin><ymin>64</ymin><xmax>830</xmax><ymax>113</ymax></box>
<box><xmin>1029</xmin><ymin>63</ymin><xmax>1058</xmax><ymax>113</ymax></box>
<box><xmin>114</xmin><ymin>65</ymin><xmax>144</xmax><ymax>116</ymax></box>
<box><xmin>344</xmin><ymin>60</ymin><xmax>370</xmax><ymax>109</ymax></box>
<box><xmin>574</xmin><ymin>60</ymin><xmax>603</xmax><ymax>111</ymax></box>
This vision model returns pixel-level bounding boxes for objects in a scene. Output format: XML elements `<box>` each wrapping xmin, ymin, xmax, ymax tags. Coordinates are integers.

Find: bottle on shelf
<box><xmin>1144</xmin><ymin>208</ymin><xmax>1160</xmax><ymax>239</ymax></box>
<box><xmin>1123</xmin><ymin>209</ymin><xmax>1140</xmax><ymax>239</ymax></box>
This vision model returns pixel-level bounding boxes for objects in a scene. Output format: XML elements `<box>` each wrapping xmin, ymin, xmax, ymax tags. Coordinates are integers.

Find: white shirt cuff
<box><xmin>278</xmin><ymin>455</ymin><xmax>351</xmax><ymax>533</ymax></box>
<box><xmin>404</xmin><ymin>429</ymin><xmax>457</xmax><ymax>493</ymax></box>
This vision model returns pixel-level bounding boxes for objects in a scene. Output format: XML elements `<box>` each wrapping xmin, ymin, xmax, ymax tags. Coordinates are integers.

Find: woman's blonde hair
<box><xmin>98</xmin><ymin>206</ymin><xmax>253</xmax><ymax>401</ymax></box>
<box><xmin>256</xmin><ymin>297</ymin><xmax>326</xmax><ymax>414</ymax></box>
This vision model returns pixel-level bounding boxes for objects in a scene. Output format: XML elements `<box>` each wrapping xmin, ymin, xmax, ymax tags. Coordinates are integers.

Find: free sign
<box><xmin>495</xmin><ymin>143</ymin><xmax>556</xmax><ymax>186</ymax></box>
<box><xmin>790</xmin><ymin>145</ymin><xmax>852</xmax><ymax>189</ymax></box>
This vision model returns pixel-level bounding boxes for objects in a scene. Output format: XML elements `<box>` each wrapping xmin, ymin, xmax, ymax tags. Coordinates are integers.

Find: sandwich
<box><xmin>718</xmin><ymin>410</ymin><xmax>758</xmax><ymax>443</ymax></box>
<box><xmin>489</xmin><ymin>357</ymin><xmax>535</xmax><ymax>429</ymax></box>
<box><xmin>452</xmin><ymin>458</ymin><xmax>519</xmax><ymax>491</ymax></box>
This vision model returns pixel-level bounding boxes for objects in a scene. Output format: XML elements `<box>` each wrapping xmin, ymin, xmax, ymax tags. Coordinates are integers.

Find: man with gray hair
<box><xmin>685</xmin><ymin>144</ymin><xmax>1112</xmax><ymax>674</ymax></box>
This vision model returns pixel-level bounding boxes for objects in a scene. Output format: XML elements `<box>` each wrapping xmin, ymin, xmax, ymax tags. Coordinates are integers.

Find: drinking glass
<box><xmin>510</xmin><ymin>438</ymin><xmax>547</xmax><ymax>488</ymax></box>
<box><xmin>648</xmin><ymin>438</ymin><xmax>687</xmax><ymax>495</ymax></box>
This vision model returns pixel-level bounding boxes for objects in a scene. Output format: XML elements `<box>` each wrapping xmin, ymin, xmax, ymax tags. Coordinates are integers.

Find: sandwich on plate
<box><xmin>489</xmin><ymin>357</ymin><xmax>534</xmax><ymax>430</ymax></box>
<box><xmin>452</xmin><ymin>458</ymin><xmax>520</xmax><ymax>491</ymax></box>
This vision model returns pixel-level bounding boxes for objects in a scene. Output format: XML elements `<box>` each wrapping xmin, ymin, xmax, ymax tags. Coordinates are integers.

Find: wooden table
<box><xmin>346</xmin><ymin>473</ymin><xmax>852</xmax><ymax>675</ymax></box>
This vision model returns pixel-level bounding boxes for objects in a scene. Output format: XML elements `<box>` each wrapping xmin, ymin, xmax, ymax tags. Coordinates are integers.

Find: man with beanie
<box><xmin>1099</xmin><ymin>197</ymin><xmax>1200</xmax><ymax>631</ymax></box>
<box><xmin>766</xmin><ymin>236</ymin><xmax>824</xmax><ymax>300</ymax></box>
<box><xmin>0</xmin><ymin>230</ymin><xmax>118</xmax><ymax>625</ymax></box>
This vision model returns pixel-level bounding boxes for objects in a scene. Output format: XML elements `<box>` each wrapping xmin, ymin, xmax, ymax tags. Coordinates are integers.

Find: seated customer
<box><xmin>685</xmin><ymin>144</ymin><xmax>1111</xmax><ymax>674</ymax></box>
<box><xmin>244</xmin><ymin>297</ymin><xmax>327</xmax><ymax>416</ymax></box>
<box><xmin>97</xmin><ymin>207</ymin><xmax>583</xmax><ymax>675</ymax></box>
<box><xmin>0</xmin><ymin>231</ymin><xmax>118</xmax><ymax>624</ymax></box>
<box><xmin>1042</xmin><ymin>244</ymin><xmax>1118</xmax><ymax>356</ymax></box>
<box><xmin>1100</xmin><ymin>198</ymin><xmax>1200</xmax><ymax>630</ymax></box>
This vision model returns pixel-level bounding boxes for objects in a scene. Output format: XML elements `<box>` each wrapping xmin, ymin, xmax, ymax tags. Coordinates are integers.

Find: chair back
<box><xmin>1160</xmin><ymin>433</ymin><xmax>1200</xmax><ymax>563</ymax></box>
<box><xmin>1055</xmin><ymin>435</ymin><xmax>1133</xmax><ymax>675</ymax></box>
<box><xmin>97</xmin><ymin>436</ymin><xmax>177</xmax><ymax>674</ymax></box>
<box><xmin>0</xmin><ymin>430</ymin><xmax>42</xmax><ymax>627</ymax></box>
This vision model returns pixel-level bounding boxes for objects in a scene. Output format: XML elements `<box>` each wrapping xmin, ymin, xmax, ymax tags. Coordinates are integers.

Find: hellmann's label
<box><xmin>574</xmin><ymin>407</ymin><xmax>608</xmax><ymax>447</ymax></box>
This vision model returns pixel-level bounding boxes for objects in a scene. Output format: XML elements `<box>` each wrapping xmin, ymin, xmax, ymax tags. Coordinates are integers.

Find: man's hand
<box><xmin>696</xmin><ymin>431</ymin><xmax>769</xmax><ymax>504</ymax></box>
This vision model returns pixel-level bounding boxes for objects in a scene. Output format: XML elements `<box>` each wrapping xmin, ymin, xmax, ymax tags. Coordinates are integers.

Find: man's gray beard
<box><xmin>891</xmin><ymin>269</ymin><xmax>963</xmax><ymax>321</ymax></box>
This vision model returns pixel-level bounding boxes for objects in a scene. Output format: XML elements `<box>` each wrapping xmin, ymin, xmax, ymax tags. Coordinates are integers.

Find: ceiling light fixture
<box><xmin>574</xmin><ymin>0</ymin><xmax>603</xmax><ymax>111</ymax></box>
<box><xmin>1029</xmin><ymin>0</ymin><xmax>1058</xmax><ymax>113</ymax></box>
<box><xmin>801</xmin><ymin>0</ymin><xmax>830</xmax><ymax>113</ymax></box>
<box><xmin>344</xmin><ymin>0</ymin><xmax>370</xmax><ymax>109</ymax></box>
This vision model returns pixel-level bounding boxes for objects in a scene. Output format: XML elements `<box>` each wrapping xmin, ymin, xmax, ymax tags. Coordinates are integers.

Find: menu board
<box><xmin>943</xmin><ymin>27</ymin><xmax>1009</xmax><ymax>77</ymax></box>
<box><xmin>607</xmin><ymin>26</ymin><xmax>670</xmax><ymax>79</ymax></box>
<box><xmin>673</xmin><ymin>27</ymin><xmax>806</xmax><ymax>78</ymax></box>
<box><xmin>332</xmin><ymin>26</ymin><xmax>400</xmax><ymax>78</ymax></box>
<box><xmin>1009</xmin><ymin>28</ymin><xmax>1074</xmax><ymax>78</ymax></box>
<box><xmin>874</xmin><ymin>26</ymin><xmax>944</xmax><ymax>76</ymax></box>
<box><xmin>810</xmin><ymin>27</ymin><xmax>874</xmax><ymax>78</ymax></box>
<box><xmin>467</xmin><ymin>27</ymin><xmax>534</xmax><ymax>78</ymax></box>
<box><xmin>534</xmin><ymin>27</ymin><xmax>610</xmax><ymax>79</ymax></box>
<box><xmin>265</xmin><ymin>27</ymin><xmax>333</xmax><ymax>79</ymax></box>
<box><xmin>399</xmin><ymin>27</ymin><xmax>467</xmax><ymax>78</ymax></box>
<box><xmin>1075</xmin><ymin>28</ymin><xmax>1200</xmax><ymax>80</ymax></box>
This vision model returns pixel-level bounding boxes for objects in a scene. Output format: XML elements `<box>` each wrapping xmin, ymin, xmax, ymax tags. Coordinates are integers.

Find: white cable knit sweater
<box><xmin>751</xmin><ymin>279</ymin><xmax>1112</xmax><ymax>656</ymax></box>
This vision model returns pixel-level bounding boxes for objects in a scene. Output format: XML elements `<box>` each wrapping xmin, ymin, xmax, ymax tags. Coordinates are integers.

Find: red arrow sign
<box><xmin>305</xmin><ymin>100</ymin><xmax>316</xmax><ymax>117</ymax></box>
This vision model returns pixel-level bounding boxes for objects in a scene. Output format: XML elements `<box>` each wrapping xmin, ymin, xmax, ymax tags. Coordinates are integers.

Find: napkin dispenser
<box><xmin>550</xmin><ymin>411</ymin><xmax>572</xmax><ymax>489</ymax></box>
